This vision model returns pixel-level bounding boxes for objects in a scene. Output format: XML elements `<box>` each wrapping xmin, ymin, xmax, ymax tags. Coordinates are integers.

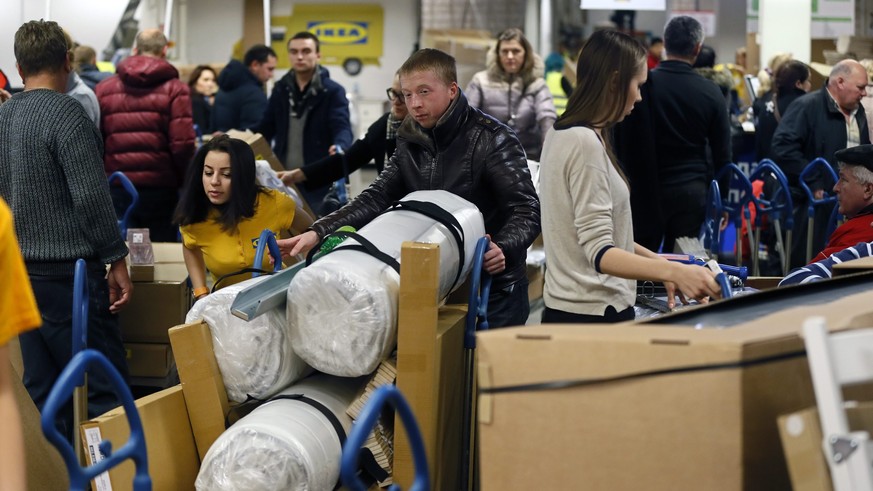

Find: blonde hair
<box><xmin>757</xmin><ymin>52</ymin><xmax>793</xmax><ymax>97</ymax></box>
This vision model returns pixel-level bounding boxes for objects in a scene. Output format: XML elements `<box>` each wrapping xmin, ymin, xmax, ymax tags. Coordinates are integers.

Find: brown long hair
<box><xmin>556</xmin><ymin>29</ymin><xmax>646</xmax><ymax>184</ymax></box>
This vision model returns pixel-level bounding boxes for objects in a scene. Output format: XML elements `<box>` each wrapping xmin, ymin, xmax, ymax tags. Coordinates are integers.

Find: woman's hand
<box><xmin>665</xmin><ymin>262</ymin><xmax>722</xmax><ymax>306</ymax></box>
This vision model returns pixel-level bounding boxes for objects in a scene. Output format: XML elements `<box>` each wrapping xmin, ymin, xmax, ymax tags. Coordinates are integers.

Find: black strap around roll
<box><xmin>306</xmin><ymin>231</ymin><xmax>400</xmax><ymax>274</ymax></box>
<box><xmin>383</xmin><ymin>199</ymin><xmax>467</xmax><ymax>288</ymax></box>
<box><xmin>224</xmin><ymin>392</ymin><xmax>389</xmax><ymax>488</ymax></box>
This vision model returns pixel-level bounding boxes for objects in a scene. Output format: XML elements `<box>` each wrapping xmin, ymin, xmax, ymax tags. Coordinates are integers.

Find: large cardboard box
<box><xmin>225</xmin><ymin>129</ymin><xmax>315</xmax><ymax>218</ymax></box>
<box><xmin>120</xmin><ymin>262</ymin><xmax>192</xmax><ymax>344</ymax></box>
<box><xmin>81</xmin><ymin>385</ymin><xmax>199</xmax><ymax>491</ymax></box>
<box><xmin>125</xmin><ymin>343</ymin><xmax>174</xmax><ymax>378</ymax></box>
<box><xmin>778</xmin><ymin>402</ymin><xmax>873</xmax><ymax>491</ymax></box>
<box><xmin>129</xmin><ymin>242</ymin><xmax>185</xmax><ymax>282</ymax></box>
<box><xmin>476</xmin><ymin>288</ymin><xmax>873</xmax><ymax>490</ymax></box>
<box><xmin>168</xmin><ymin>320</ymin><xmax>230</xmax><ymax>460</ymax></box>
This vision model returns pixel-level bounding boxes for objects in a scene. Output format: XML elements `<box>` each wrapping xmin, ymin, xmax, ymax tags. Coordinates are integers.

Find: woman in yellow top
<box><xmin>174</xmin><ymin>135</ymin><xmax>313</xmax><ymax>299</ymax></box>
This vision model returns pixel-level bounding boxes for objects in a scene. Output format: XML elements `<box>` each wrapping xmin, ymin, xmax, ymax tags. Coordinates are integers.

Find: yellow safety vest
<box><xmin>546</xmin><ymin>71</ymin><xmax>568</xmax><ymax>116</ymax></box>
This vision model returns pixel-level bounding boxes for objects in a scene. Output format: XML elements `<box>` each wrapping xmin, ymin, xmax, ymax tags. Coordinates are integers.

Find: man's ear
<box><xmin>865</xmin><ymin>181</ymin><xmax>873</xmax><ymax>199</ymax></box>
<box><xmin>16</xmin><ymin>63</ymin><xmax>24</xmax><ymax>83</ymax></box>
<box><xmin>450</xmin><ymin>81</ymin><xmax>459</xmax><ymax>98</ymax></box>
<box><xmin>693</xmin><ymin>43</ymin><xmax>703</xmax><ymax>58</ymax></box>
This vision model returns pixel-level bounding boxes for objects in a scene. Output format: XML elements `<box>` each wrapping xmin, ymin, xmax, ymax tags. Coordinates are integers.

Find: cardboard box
<box><xmin>120</xmin><ymin>263</ymin><xmax>192</xmax><ymax>344</ymax></box>
<box><xmin>526</xmin><ymin>263</ymin><xmax>544</xmax><ymax>303</ymax></box>
<box><xmin>128</xmin><ymin>242</ymin><xmax>186</xmax><ymax>282</ymax></box>
<box><xmin>833</xmin><ymin>255</ymin><xmax>873</xmax><ymax>275</ymax></box>
<box><xmin>477</xmin><ymin>285</ymin><xmax>873</xmax><ymax>490</ymax></box>
<box><xmin>778</xmin><ymin>402</ymin><xmax>873</xmax><ymax>491</ymax></box>
<box><xmin>125</xmin><ymin>343</ymin><xmax>174</xmax><ymax>378</ymax></box>
<box><xmin>226</xmin><ymin>129</ymin><xmax>315</xmax><ymax>218</ymax></box>
<box><xmin>81</xmin><ymin>385</ymin><xmax>199</xmax><ymax>491</ymax></box>
<box><xmin>169</xmin><ymin>320</ymin><xmax>230</xmax><ymax>460</ymax></box>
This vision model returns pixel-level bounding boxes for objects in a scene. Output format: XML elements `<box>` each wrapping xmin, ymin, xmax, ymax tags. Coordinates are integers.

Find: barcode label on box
<box><xmin>84</xmin><ymin>426</ymin><xmax>113</xmax><ymax>491</ymax></box>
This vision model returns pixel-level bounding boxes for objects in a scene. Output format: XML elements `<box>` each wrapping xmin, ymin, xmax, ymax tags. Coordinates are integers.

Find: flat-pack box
<box><xmin>81</xmin><ymin>385</ymin><xmax>199</xmax><ymax>491</ymax></box>
<box><xmin>778</xmin><ymin>402</ymin><xmax>873</xmax><ymax>491</ymax></box>
<box><xmin>477</xmin><ymin>286</ymin><xmax>873</xmax><ymax>490</ymax></box>
<box><xmin>125</xmin><ymin>342</ymin><xmax>174</xmax><ymax>378</ymax></box>
<box><xmin>120</xmin><ymin>262</ymin><xmax>191</xmax><ymax>344</ymax></box>
<box><xmin>129</xmin><ymin>242</ymin><xmax>186</xmax><ymax>282</ymax></box>
<box><xmin>169</xmin><ymin>320</ymin><xmax>230</xmax><ymax>460</ymax></box>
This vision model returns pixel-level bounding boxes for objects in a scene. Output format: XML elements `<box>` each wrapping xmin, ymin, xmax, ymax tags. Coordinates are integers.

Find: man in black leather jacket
<box><xmin>279</xmin><ymin>48</ymin><xmax>541</xmax><ymax>328</ymax></box>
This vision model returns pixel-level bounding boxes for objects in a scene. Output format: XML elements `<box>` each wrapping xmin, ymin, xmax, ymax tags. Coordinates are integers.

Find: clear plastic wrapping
<box><xmin>185</xmin><ymin>276</ymin><xmax>312</xmax><ymax>402</ymax></box>
<box><xmin>288</xmin><ymin>190</ymin><xmax>485</xmax><ymax>377</ymax></box>
<box><xmin>195</xmin><ymin>374</ymin><xmax>364</xmax><ymax>491</ymax></box>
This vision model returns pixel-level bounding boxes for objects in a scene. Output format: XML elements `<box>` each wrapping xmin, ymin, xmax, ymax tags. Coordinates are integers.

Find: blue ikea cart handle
<box><xmin>72</xmin><ymin>259</ymin><xmax>89</xmax><ymax>358</ymax></box>
<box><xmin>799</xmin><ymin>157</ymin><xmax>838</xmax><ymax>210</ymax></box>
<box><xmin>252</xmin><ymin>229</ymin><xmax>283</xmax><ymax>277</ymax></box>
<box><xmin>341</xmin><ymin>385</ymin><xmax>429</xmax><ymax>491</ymax></box>
<box><xmin>751</xmin><ymin>159</ymin><xmax>795</xmax><ymax>230</ymax></box>
<box><xmin>465</xmin><ymin>236</ymin><xmax>492</xmax><ymax>349</ymax></box>
<box><xmin>107</xmin><ymin>171</ymin><xmax>139</xmax><ymax>239</ymax></box>
<box><xmin>41</xmin><ymin>349</ymin><xmax>151</xmax><ymax>491</ymax></box>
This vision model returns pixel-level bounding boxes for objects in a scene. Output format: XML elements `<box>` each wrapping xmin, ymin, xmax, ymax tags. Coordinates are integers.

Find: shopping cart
<box><xmin>749</xmin><ymin>159</ymin><xmax>794</xmax><ymax>275</ymax></box>
<box><xmin>799</xmin><ymin>157</ymin><xmax>840</xmax><ymax>263</ymax></box>
<box><xmin>341</xmin><ymin>384</ymin><xmax>429</xmax><ymax>491</ymax></box>
<box><xmin>41</xmin><ymin>259</ymin><xmax>150</xmax><ymax>491</ymax></box>
<box><xmin>714</xmin><ymin>163</ymin><xmax>757</xmax><ymax>266</ymax></box>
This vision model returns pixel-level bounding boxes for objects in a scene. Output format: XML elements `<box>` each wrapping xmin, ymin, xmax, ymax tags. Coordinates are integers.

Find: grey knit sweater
<box><xmin>0</xmin><ymin>89</ymin><xmax>127</xmax><ymax>276</ymax></box>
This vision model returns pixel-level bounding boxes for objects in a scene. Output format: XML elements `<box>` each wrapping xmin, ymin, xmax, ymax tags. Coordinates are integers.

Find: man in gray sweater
<box><xmin>0</xmin><ymin>20</ymin><xmax>132</xmax><ymax>440</ymax></box>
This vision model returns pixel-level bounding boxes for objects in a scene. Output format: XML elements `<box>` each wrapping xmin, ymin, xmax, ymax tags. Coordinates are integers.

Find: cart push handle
<box><xmin>703</xmin><ymin>180</ymin><xmax>723</xmax><ymax>256</ymax></box>
<box><xmin>465</xmin><ymin>236</ymin><xmax>492</xmax><ymax>350</ymax></box>
<box><xmin>715</xmin><ymin>163</ymin><xmax>757</xmax><ymax>229</ymax></box>
<box><xmin>660</xmin><ymin>254</ymin><xmax>735</xmax><ymax>299</ymax></box>
<box><xmin>341</xmin><ymin>385</ymin><xmax>430</xmax><ymax>491</ymax></box>
<box><xmin>41</xmin><ymin>349</ymin><xmax>151</xmax><ymax>491</ymax></box>
<box><xmin>72</xmin><ymin>259</ymin><xmax>89</xmax><ymax>362</ymax></box>
<box><xmin>252</xmin><ymin>229</ymin><xmax>283</xmax><ymax>277</ymax></box>
<box><xmin>750</xmin><ymin>159</ymin><xmax>795</xmax><ymax>229</ymax></box>
<box><xmin>799</xmin><ymin>157</ymin><xmax>839</xmax><ymax>213</ymax></box>
<box><xmin>107</xmin><ymin>171</ymin><xmax>139</xmax><ymax>239</ymax></box>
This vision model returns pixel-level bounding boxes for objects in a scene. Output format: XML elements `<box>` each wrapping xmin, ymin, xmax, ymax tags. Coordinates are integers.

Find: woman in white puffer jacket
<box><xmin>466</xmin><ymin>28</ymin><xmax>557</xmax><ymax>161</ymax></box>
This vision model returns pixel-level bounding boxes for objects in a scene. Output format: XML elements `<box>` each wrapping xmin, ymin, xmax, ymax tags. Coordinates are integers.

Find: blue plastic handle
<box><xmin>72</xmin><ymin>259</ymin><xmax>89</xmax><ymax>359</ymax></box>
<box><xmin>252</xmin><ymin>229</ymin><xmax>283</xmax><ymax>277</ymax></box>
<box><xmin>703</xmin><ymin>180</ymin><xmax>723</xmax><ymax>255</ymax></box>
<box><xmin>41</xmin><ymin>350</ymin><xmax>151</xmax><ymax>491</ymax></box>
<box><xmin>799</xmin><ymin>157</ymin><xmax>839</xmax><ymax>212</ymax></box>
<box><xmin>661</xmin><ymin>254</ymin><xmax>747</xmax><ymax>282</ymax></box>
<box><xmin>715</xmin><ymin>163</ymin><xmax>757</xmax><ymax>228</ymax></box>
<box><xmin>465</xmin><ymin>236</ymin><xmax>492</xmax><ymax>350</ymax></box>
<box><xmin>750</xmin><ymin>159</ymin><xmax>794</xmax><ymax>230</ymax></box>
<box><xmin>341</xmin><ymin>385</ymin><xmax>429</xmax><ymax>491</ymax></box>
<box><xmin>107</xmin><ymin>171</ymin><xmax>139</xmax><ymax>239</ymax></box>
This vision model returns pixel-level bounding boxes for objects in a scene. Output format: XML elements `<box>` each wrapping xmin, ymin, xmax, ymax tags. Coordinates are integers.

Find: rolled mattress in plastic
<box><xmin>185</xmin><ymin>276</ymin><xmax>312</xmax><ymax>403</ymax></box>
<box><xmin>288</xmin><ymin>190</ymin><xmax>485</xmax><ymax>377</ymax></box>
<box><xmin>195</xmin><ymin>373</ymin><xmax>365</xmax><ymax>491</ymax></box>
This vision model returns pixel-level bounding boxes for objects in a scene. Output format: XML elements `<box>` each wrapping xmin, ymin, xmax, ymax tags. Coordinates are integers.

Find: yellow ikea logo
<box><xmin>307</xmin><ymin>21</ymin><xmax>368</xmax><ymax>45</ymax></box>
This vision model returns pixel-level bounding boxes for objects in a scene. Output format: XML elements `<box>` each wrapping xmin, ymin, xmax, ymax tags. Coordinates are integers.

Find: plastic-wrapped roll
<box><xmin>288</xmin><ymin>190</ymin><xmax>485</xmax><ymax>376</ymax></box>
<box><xmin>195</xmin><ymin>373</ymin><xmax>364</xmax><ymax>491</ymax></box>
<box><xmin>185</xmin><ymin>276</ymin><xmax>312</xmax><ymax>402</ymax></box>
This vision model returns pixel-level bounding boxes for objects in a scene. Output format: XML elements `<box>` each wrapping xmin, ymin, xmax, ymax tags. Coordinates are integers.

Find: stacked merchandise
<box><xmin>288</xmin><ymin>190</ymin><xmax>486</xmax><ymax>377</ymax></box>
<box><xmin>346</xmin><ymin>357</ymin><xmax>398</xmax><ymax>487</ymax></box>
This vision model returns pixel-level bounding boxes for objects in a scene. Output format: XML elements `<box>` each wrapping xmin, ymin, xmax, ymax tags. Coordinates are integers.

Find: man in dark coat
<box><xmin>277</xmin><ymin>49</ymin><xmax>541</xmax><ymax>328</ymax></box>
<box><xmin>771</xmin><ymin>59</ymin><xmax>871</xmax><ymax>267</ymax></box>
<box><xmin>212</xmin><ymin>44</ymin><xmax>276</xmax><ymax>132</ymax></box>
<box><xmin>252</xmin><ymin>32</ymin><xmax>352</xmax><ymax>215</ymax></box>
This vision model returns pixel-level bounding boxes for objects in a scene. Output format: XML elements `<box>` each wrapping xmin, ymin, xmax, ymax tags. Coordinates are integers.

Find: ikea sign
<box><xmin>307</xmin><ymin>21</ymin><xmax>368</xmax><ymax>45</ymax></box>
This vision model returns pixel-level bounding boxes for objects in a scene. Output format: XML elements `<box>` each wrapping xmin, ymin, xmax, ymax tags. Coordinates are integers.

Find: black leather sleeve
<box><xmin>482</xmin><ymin>127</ymin><xmax>541</xmax><ymax>268</ymax></box>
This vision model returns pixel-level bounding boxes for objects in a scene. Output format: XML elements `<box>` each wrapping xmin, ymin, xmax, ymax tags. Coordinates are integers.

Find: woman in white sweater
<box><xmin>538</xmin><ymin>29</ymin><xmax>721</xmax><ymax>324</ymax></box>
